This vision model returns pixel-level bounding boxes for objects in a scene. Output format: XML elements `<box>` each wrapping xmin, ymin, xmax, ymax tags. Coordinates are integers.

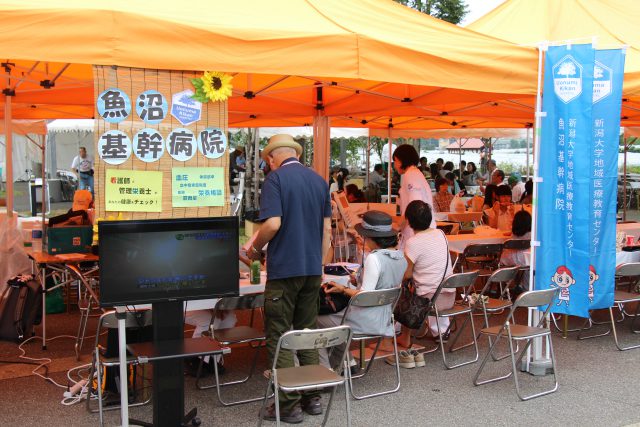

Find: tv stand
<box><xmin>126</xmin><ymin>301</ymin><xmax>229</xmax><ymax>427</ymax></box>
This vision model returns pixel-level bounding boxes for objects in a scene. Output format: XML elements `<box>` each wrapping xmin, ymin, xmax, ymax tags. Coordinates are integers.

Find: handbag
<box><xmin>318</xmin><ymin>286</ymin><xmax>350</xmax><ymax>315</ymax></box>
<box><xmin>393</xmin><ymin>230</ymin><xmax>450</xmax><ymax>329</ymax></box>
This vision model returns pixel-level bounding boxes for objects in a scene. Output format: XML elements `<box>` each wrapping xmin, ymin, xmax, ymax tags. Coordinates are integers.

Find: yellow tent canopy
<box><xmin>469</xmin><ymin>0</ymin><xmax>640</xmax><ymax>98</ymax></box>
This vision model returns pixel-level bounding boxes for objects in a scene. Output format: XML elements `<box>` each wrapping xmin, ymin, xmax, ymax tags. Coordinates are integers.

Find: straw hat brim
<box><xmin>262</xmin><ymin>135</ymin><xmax>302</xmax><ymax>160</ymax></box>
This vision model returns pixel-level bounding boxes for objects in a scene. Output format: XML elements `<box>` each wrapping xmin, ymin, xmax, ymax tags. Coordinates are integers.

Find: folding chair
<box><xmin>340</xmin><ymin>287</ymin><xmax>401</xmax><ymax>400</ymax></box>
<box><xmin>196</xmin><ymin>293</ymin><xmax>266</xmax><ymax>406</ymax></box>
<box><xmin>453</xmin><ymin>243</ymin><xmax>503</xmax><ymax>277</ymax></box>
<box><xmin>257</xmin><ymin>326</ymin><xmax>353</xmax><ymax>427</ymax></box>
<box><xmin>427</xmin><ymin>271</ymin><xmax>480</xmax><ymax>369</ymax></box>
<box><xmin>609</xmin><ymin>263</ymin><xmax>640</xmax><ymax>350</ymax></box>
<box><xmin>86</xmin><ymin>309</ymin><xmax>153</xmax><ymax>427</ymax></box>
<box><xmin>501</xmin><ymin>239</ymin><xmax>531</xmax><ymax>296</ymax></box>
<box><xmin>473</xmin><ymin>288</ymin><xmax>560</xmax><ymax>401</ymax></box>
<box><xmin>65</xmin><ymin>264</ymin><xmax>102</xmax><ymax>360</ymax></box>
<box><xmin>469</xmin><ymin>266</ymin><xmax>520</xmax><ymax>360</ymax></box>
<box><xmin>436</xmin><ymin>223</ymin><xmax>456</xmax><ymax>235</ymax></box>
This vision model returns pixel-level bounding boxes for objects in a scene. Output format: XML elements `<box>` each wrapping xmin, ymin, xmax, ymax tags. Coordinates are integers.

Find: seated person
<box><xmin>317</xmin><ymin>210</ymin><xmax>406</xmax><ymax>369</ymax></box>
<box><xmin>397</xmin><ymin>200</ymin><xmax>453</xmax><ymax>347</ymax></box>
<box><xmin>500</xmin><ymin>210</ymin><xmax>532</xmax><ymax>290</ymax></box>
<box><xmin>520</xmin><ymin>179</ymin><xmax>533</xmax><ymax>205</ymax></box>
<box><xmin>432</xmin><ymin>177</ymin><xmax>454</xmax><ymax>213</ymax></box>
<box><xmin>445</xmin><ymin>171</ymin><xmax>465</xmax><ymax>196</ymax></box>
<box><xmin>501</xmin><ymin>210</ymin><xmax>531</xmax><ymax>265</ymax></box>
<box><xmin>484</xmin><ymin>185</ymin><xmax>515</xmax><ymax>232</ymax></box>
<box><xmin>345</xmin><ymin>183</ymin><xmax>366</xmax><ymax>203</ymax></box>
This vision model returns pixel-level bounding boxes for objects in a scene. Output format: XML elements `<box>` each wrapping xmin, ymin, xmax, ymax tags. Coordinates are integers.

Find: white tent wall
<box><xmin>0</xmin><ymin>133</ymin><xmax>42</xmax><ymax>182</ymax></box>
<box><xmin>50</xmin><ymin>130</ymin><xmax>94</xmax><ymax>175</ymax></box>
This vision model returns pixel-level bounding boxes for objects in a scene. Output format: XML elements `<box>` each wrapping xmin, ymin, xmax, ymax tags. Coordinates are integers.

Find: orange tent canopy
<box><xmin>0</xmin><ymin>0</ymin><xmax>541</xmax><ymax>128</ymax></box>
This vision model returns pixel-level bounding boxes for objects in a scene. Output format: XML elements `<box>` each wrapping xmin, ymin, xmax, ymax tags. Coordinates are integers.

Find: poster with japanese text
<box><xmin>105</xmin><ymin>169</ymin><xmax>163</xmax><ymax>212</ymax></box>
<box><xmin>172</xmin><ymin>167</ymin><xmax>225</xmax><ymax>207</ymax></box>
<box><xmin>92</xmin><ymin>66</ymin><xmax>230</xmax><ymax>220</ymax></box>
<box><xmin>589</xmin><ymin>49</ymin><xmax>625</xmax><ymax>310</ymax></box>
<box><xmin>536</xmin><ymin>44</ymin><xmax>594</xmax><ymax>318</ymax></box>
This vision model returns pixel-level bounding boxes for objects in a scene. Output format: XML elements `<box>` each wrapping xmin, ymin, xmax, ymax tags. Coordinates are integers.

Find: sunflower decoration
<box><xmin>191</xmin><ymin>71</ymin><xmax>233</xmax><ymax>103</ymax></box>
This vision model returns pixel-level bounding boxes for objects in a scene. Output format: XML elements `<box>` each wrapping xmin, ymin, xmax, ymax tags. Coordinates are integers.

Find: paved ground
<box><xmin>1</xmin><ymin>308</ymin><xmax>639</xmax><ymax>427</ymax></box>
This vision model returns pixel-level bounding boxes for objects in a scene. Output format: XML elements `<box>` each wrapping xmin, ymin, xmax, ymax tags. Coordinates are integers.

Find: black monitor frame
<box><xmin>98</xmin><ymin>216</ymin><xmax>239</xmax><ymax>307</ymax></box>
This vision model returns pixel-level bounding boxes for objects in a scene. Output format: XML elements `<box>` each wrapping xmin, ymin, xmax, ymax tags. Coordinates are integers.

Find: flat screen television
<box><xmin>99</xmin><ymin>217</ymin><xmax>239</xmax><ymax>307</ymax></box>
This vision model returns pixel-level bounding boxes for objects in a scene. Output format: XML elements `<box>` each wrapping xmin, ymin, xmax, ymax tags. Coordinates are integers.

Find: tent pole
<box><xmin>527</xmin><ymin>42</ymin><xmax>548</xmax><ymax>374</ymax></box>
<box><xmin>4</xmin><ymin>88</ymin><xmax>12</xmax><ymax>217</ymax></box>
<box><xmin>366</xmin><ymin>135</ymin><xmax>370</xmax><ymax>187</ymax></box>
<box><xmin>312</xmin><ymin>114</ymin><xmax>330</xmax><ymax>181</ymax></box>
<box><xmin>387</xmin><ymin>128</ymin><xmax>392</xmax><ymax>204</ymax></box>
<box><xmin>623</xmin><ymin>137</ymin><xmax>628</xmax><ymax>221</ymax></box>
<box><xmin>253</xmin><ymin>128</ymin><xmax>260</xmax><ymax>210</ymax></box>
<box><xmin>526</xmin><ymin>127</ymin><xmax>531</xmax><ymax>179</ymax></box>
<box><xmin>41</xmin><ymin>134</ymin><xmax>46</xmax><ymax>228</ymax></box>
<box><xmin>458</xmin><ymin>138</ymin><xmax>462</xmax><ymax>179</ymax></box>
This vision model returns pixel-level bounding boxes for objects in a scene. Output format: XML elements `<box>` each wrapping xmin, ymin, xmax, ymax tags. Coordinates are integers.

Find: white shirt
<box><xmin>405</xmin><ymin>229</ymin><xmax>453</xmax><ymax>297</ymax></box>
<box><xmin>398</xmin><ymin>166</ymin><xmax>435</xmax><ymax>247</ymax></box>
<box><xmin>511</xmin><ymin>181</ymin><xmax>526</xmax><ymax>203</ymax></box>
<box><xmin>370</xmin><ymin>171</ymin><xmax>385</xmax><ymax>187</ymax></box>
<box><xmin>71</xmin><ymin>155</ymin><xmax>94</xmax><ymax>173</ymax></box>
<box><xmin>484</xmin><ymin>207</ymin><xmax>514</xmax><ymax>232</ymax></box>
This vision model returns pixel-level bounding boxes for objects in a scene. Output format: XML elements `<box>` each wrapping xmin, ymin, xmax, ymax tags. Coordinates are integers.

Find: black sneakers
<box><xmin>301</xmin><ymin>396</ymin><xmax>323</xmax><ymax>415</ymax></box>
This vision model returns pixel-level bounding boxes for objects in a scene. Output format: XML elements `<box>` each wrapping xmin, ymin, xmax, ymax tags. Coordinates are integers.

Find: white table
<box><xmin>616</xmin><ymin>250</ymin><xmax>640</xmax><ymax>265</ymax></box>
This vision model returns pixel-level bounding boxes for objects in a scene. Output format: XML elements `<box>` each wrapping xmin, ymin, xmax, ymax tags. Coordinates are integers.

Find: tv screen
<box><xmin>99</xmin><ymin>217</ymin><xmax>239</xmax><ymax>307</ymax></box>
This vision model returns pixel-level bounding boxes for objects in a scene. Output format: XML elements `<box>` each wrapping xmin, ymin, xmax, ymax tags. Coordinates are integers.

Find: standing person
<box><xmin>71</xmin><ymin>147</ymin><xmax>94</xmax><ymax>198</ymax></box>
<box><xmin>477</xmin><ymin>159</ymin><xmax>497</xmax><ymax>186</ymax></box>
<box><xmin>418</xmin><ymin>157</ymin><xmax>429</xmax><ymax>173</ymax></box>
<box><xmin>463</xmin><ymin>161</ymin><xmax>481</xmax><ymax>187</ymax></box>
<box><xmin>247</xmin><ymin>134</ymin><xmax>332</xmax><ymax>423</ymax></box>
<box><xmin>508</xmin><ymin>173</ymin><xmax>526</xmax><ymax>203</ymax></box>
<box><xmin>393</xmin><ymin>144</ymin><xmax>435</xmax><ymax>249</ymax></box>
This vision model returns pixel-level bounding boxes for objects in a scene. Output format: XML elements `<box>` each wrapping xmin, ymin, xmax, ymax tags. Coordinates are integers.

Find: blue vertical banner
<box><xmin>589</xmin><ymin>49</ymin><xmax>626</xmax><ymax>310</ymax></box>
<box><xmin>536</xmin><ymin>44</ymin><xmax>594</xmax><ymax>318</ymax></box>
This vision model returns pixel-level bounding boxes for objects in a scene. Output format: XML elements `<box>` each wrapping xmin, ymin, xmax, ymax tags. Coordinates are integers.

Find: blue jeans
<box><xmin>78</xmin><ymin>172</ymin><xmax>94</xmax><ymax>198</ymax></box>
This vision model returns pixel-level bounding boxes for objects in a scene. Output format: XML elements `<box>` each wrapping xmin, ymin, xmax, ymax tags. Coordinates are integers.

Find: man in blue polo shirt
<box><xmin>247</xmin><ymin>134</ymin><xmax>331</xmax><ymax>423</ymax></box>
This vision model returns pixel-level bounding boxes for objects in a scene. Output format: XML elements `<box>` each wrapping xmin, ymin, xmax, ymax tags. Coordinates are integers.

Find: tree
<box><xmin>395</xmin><ymin>0</ymin><xmax>468</xmax><ymax>24</ymax></box>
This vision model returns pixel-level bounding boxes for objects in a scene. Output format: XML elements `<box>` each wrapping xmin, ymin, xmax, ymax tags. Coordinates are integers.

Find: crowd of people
<box><xmin>202</xmin><ymin>137</ymin><xmax>533</xmax><ymax>423</ymax></box>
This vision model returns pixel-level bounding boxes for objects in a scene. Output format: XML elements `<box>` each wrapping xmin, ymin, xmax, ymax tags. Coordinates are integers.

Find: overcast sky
<box><xmin>460</xmin><ymin>0</ymin><xmax>506</xmax><ymax>26</ymax></box>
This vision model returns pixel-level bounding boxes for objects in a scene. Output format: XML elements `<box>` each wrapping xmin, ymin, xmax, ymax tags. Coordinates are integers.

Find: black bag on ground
<box><xmin>101</xmin><ymin>322</ymin><xmax>153</xmax><ymax>400</ymax></box>
<box><xmin>393</xmin><ymin>279</ymin><xmax>431</xmax><ymax>330</ymax></box>
<box><xmin>0</xmin><ymin>274</ymin><xmax>42</xmax><ymax>342</ymax></box>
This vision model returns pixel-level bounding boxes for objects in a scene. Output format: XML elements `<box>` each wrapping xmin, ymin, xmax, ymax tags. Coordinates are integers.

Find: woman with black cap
<box><xmin>318</xmin><ymin>210</ymin><xmax>407</xmax><ymax>369</ymax></box>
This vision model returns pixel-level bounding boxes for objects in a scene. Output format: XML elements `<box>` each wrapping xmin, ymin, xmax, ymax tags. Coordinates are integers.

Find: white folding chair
<box><xmin>257</xmin><ymin>326</ymin><xmax>353</xmax><ymax>427</ymax></box>
<box><xmin>474</xmin><ymin>288</ymin><xmax>560</xmax><ymax>401</ymax></box>
<box><xmin>340</xmin><ymin>287</ymin><xmax>402</xmax><ymax>400</ymax></box>
<box><xmin>196</xmin><ymin>293</ymin><xmax>266</xmax><ymax>406</ymax></box>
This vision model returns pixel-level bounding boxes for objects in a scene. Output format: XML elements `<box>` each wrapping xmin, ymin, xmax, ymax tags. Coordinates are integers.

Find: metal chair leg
<box><xmin>610</xmin><ymin>306</ymin><xmax>640</xmax><ymax>351</ymax></box>
<box><xmin>349</xmin><ymin>333</ymin><xmax>401</xmax><ymax>399</ymax></box>
<box><xmin>197</xmin><ymin>342</ymin><xmax>266</xmax><ymax>405</ymax></box>
<box><xmin>256</xmin><ymin>377</ymin><xmax>273</xmax><ymax>427</ymax></box>
<box><xmin>513</xmin><ymin>335</ymin><xmax>558</xmax><ymax>401</ymax></box>
<box><xmin>440</xmin><ymin>312</ymin><xmax>478</xmax><ymax>369</ymax></box>
<box><xmin>577</xmin><ymin>311</ymin><xmax>611</xmax><ymax>340</ymax></box>
<box><xmin>473</xmin><ymin>329</ymin><xmax>513</xmax><ymax>386</ymax></box>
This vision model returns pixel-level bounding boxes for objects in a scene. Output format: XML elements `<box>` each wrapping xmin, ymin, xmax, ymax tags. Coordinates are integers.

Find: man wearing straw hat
<box><xmin>247</xmin><ymin>134</ymin><xmax>332</xmax><ymax>423</ymax></box>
